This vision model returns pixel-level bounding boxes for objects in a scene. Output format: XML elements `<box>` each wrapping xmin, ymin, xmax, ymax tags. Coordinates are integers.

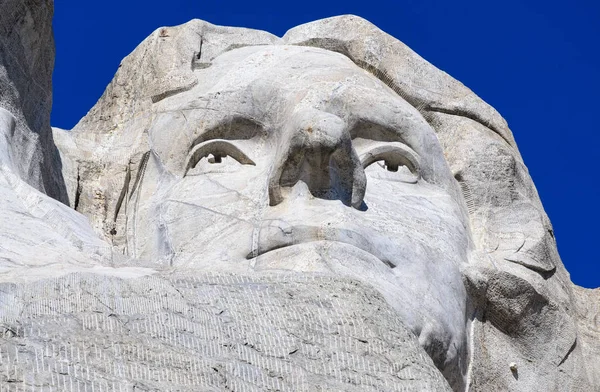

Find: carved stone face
<box><xmin>129</xmin><ymin>45</ymin><xmax>470</xmax><ymax>370</ymax></box>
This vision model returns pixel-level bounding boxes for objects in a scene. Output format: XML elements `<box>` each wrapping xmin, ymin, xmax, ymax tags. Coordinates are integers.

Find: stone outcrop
<box><xmin>0</xmin><ymin>0</ymin><xmax>67</xmax><ymax>202</ymax></box>
<box><xmin>0</xmin><ymin>0</ymin><xmax>108</xmax><ymax>285</ymax></box>
<box><xmin>0</xmin><ymin>3</ymin><xmax>598</xmax><ymax>391</ymax></box>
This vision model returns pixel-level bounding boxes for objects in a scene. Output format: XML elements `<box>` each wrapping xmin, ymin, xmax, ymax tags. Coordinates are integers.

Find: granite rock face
<box><xmin>64</xmin><ymin>22</ymin><xmax>472</xmax><ymax>390</ymax></box>
<box><xmin>0</xmin><ymin>0</ymin><xmax>109</xmax><ymax>285</ymax></box>
<box><xmin>1</xmin><ymin>273</ymin><xmax>451</xmax><ymax>391</ymax></box>
<box><xmin>0</xmin><ymin>0</ymin><xmax>67</xmax><ymax>202</ymax></box>
<box><xmin>0</xmin><ymin>4</ymin><xmax>598</xmax><ymax>392</ymax></box>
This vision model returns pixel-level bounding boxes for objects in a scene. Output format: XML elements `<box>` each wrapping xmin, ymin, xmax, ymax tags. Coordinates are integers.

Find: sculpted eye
<box><xmin>184</xmin><ymin>139</ymin><xmax>255</xmax><ymax>176</ymax></box>
<box><xmin>360</xmin><ymin>143</ymin><xmax>420</xmax><ymax>183</ymax></box>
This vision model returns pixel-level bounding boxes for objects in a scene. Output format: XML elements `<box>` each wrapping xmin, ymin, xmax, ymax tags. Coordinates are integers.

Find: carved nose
<box><xmin>268</xmin><ymin>109</ymin><xmax>366</xmax><ymax>209</ymax></box>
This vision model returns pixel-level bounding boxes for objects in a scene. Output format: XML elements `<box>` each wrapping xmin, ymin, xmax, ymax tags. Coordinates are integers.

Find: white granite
<box><xmin>0</xmin><ymin>6</ymin><xmax>598</xmax><ymax>391</ymax></box>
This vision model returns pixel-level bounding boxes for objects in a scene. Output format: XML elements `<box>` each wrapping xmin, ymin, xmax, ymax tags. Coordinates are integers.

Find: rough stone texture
<box><xmin>64</xmin><ymin>29</ymin><xmax>472</xmax><ymax>390</ymax></box>
<box><xmin>0</xmin><ymin>273</ymin><xmax>450</xmax><ymax>391</ymax></box>
<box><xmin>0</xmin><ymin>6</ymin><xmax>598</xmax><ymax>392</ymax></box>
<box><xmin>0</xmin><ymin>0</ymin><xmax>110</xmax><ymax>282</ymax></box>
<box><xmin>572</xmin><ymin>286</ymin><xmax>600</xmax><ymax>387</ymax></box>
<box><xmin>0</xmin><ymin>0</ymin><xmax>67</xmax><ymax>203</ymax></box>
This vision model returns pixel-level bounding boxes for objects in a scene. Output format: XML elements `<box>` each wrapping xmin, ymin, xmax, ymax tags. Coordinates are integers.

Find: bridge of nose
<box><xmin>268</xmin><ymin>108</ymin><xmax>366</xmax><ymax>209</ymax></box>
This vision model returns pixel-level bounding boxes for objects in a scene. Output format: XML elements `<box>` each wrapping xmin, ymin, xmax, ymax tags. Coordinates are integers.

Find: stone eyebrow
<box><xmin>189</xmin><ymin>115</ymin><xmax>265</xmax><ymax>152</ymax></box>
<box><xmin>349</xmin><ymin>119</ymin><xmax>414</xmax><ymax>150</ymax></box>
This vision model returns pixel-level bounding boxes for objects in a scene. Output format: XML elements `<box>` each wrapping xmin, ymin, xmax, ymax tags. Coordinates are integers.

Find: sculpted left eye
<box><xmin>184</xmin><ymin>139</ymin><xmax>255</xmax><ymax>176</ymax></box>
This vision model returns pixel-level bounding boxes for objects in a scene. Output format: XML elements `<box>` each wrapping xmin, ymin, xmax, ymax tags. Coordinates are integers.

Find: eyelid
<box><xmin>359</xmin><ymin>142</ymin><xmax>421</xmax><ymax>179</ymax></box>
<box><xmin>184</xmin><ymin>139</ymin><xmax>255</xmax><ymax>176</ymax></box>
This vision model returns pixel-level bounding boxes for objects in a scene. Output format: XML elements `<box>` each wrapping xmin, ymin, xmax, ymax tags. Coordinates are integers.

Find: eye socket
<box><xmin>184</xmin><ymin>139</ymin><xmax>255</xmax><ymax>176</ymax></box>
<box><xmin>360</xmin><ymin>144</ymin><xmax>420</xmax><ymax>183</ymax></box>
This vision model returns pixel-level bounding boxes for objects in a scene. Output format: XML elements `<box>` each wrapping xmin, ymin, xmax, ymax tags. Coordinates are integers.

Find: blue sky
<box><xmin>51</xmin><ymin>0</ymin><xmax>599</xmax><ymax>288</ymax></box>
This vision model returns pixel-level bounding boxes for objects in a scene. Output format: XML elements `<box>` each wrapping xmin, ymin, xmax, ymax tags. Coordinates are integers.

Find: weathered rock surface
<box><xmin>0</xmin><ymin>4</ymin><xmax>598</xmax><ymax>391</ymax></box>
<box><xmin>63</xmin><ymin>24</ymin><xmax>472</xmax><ymax>390</ymax></box>
<box><xmin>0</xmin><ymin>0</ymin><xmax>109</xmax><ymax>285</ymax></box>
<box><xmin>0</xmin><ymin>0</ymin><xmax>67</xmax><ymax>202</ymax></box>
<box><xmin>572</xmin><ymin>286</ymin><xmax>600</xmax><ymax>386</ymax></box>
<box><xmin>1</xmin><ymin>273</ymin><xmax>450</xmax><ymax>391</ymax></box>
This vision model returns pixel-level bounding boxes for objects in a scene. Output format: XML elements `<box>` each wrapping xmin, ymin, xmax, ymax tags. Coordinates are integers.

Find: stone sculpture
<box><xmin>1</xmin><ymin>1</ymin><xmax>598</xmax><ymax>391</ymax></box>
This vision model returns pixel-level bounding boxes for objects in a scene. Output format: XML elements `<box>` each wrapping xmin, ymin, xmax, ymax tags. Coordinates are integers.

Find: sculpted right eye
<box><xmin>360</xmin><ymin>143</ymin><xmax>421</xmax><ymax>184</ymax></box>
<box><xmin>184</xmin><ymin>139</ymin><xmax>255</xmax><ymax>176</ymax></box>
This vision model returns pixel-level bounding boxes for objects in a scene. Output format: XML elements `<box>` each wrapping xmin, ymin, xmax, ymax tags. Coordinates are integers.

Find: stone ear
<box><xmin>463</xmin><ymin>267</ymin><xmax>555</xmax><ymax>336</ymax></box>
<box><xmin>483</xmin><ymin>271</ymin><xmax>550</xmax><ymax>336</ymax></box>
<box><xmin>463</xmin><ymin>266</ymin><xmax>577</xmax><ymax>377</ymax></box>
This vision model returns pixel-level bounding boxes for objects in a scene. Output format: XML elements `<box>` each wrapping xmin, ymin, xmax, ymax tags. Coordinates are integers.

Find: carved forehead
<box><xmin>166</xmin><ymin>45</ymin><xmax>399</xmax><ymax>112</ymax></box>
<box><xmin>165</xmin><ymin>45</ymin><xmax>426</xmax><ymax>130</ymax></box>
<box><xmin>208</xmin><ymin>45</ymin><xmax>378</xmax><ymax>90</ymax></box>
